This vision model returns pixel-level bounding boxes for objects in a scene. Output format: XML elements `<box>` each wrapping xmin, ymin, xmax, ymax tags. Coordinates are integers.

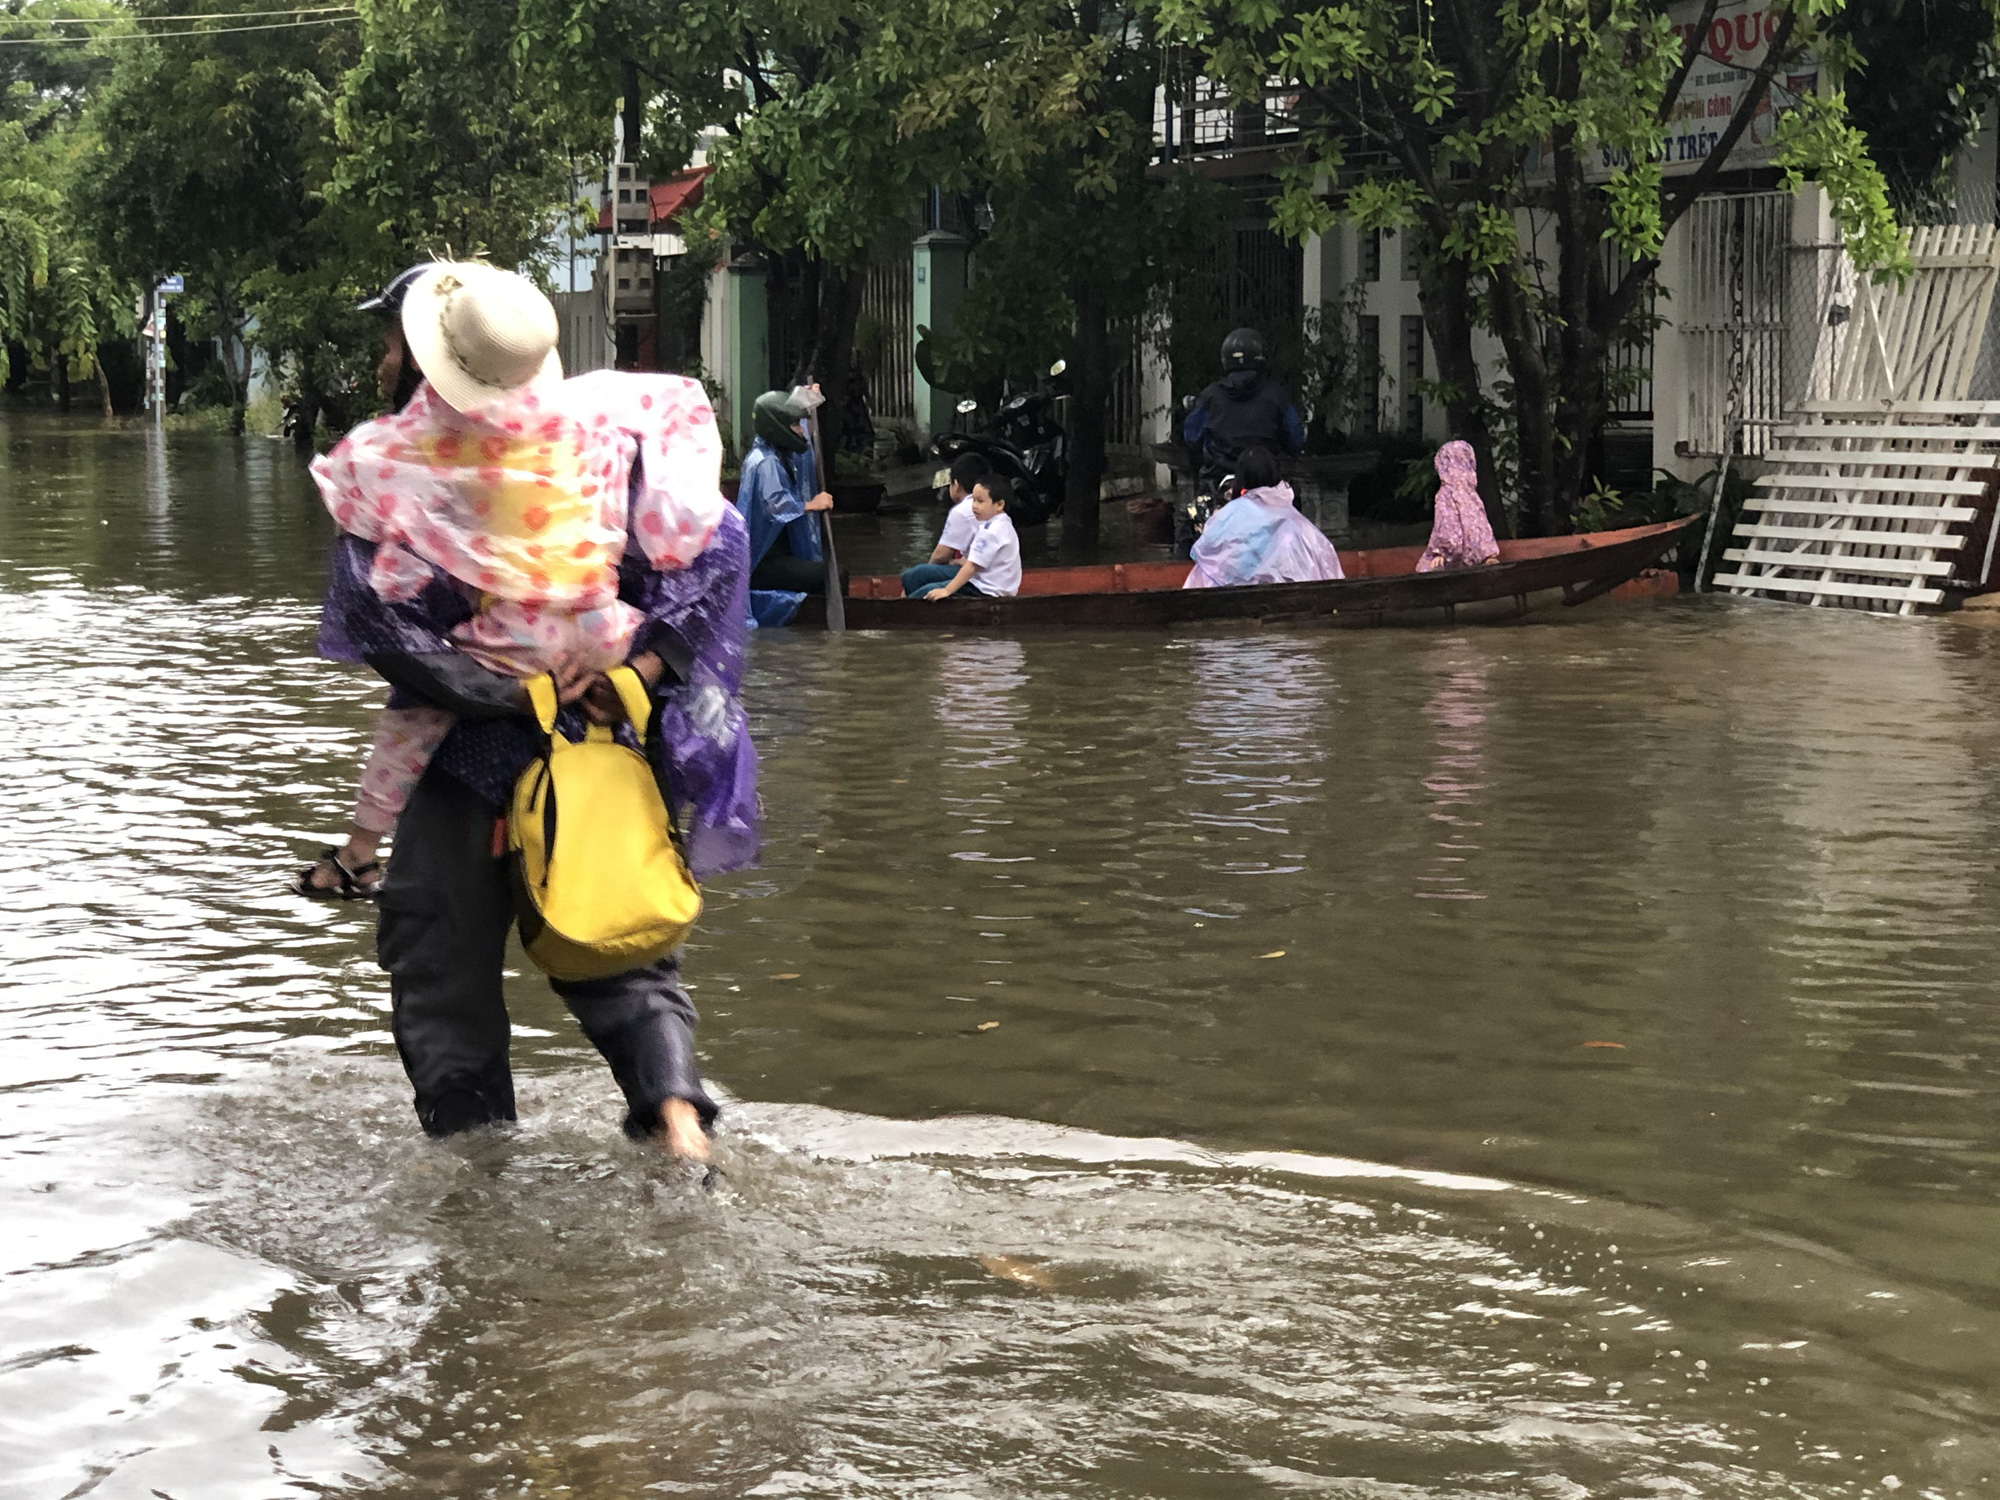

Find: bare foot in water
<box><xmin>660</xmin><ymin>1097</ymin><xmax>710</xmax><ymax>1161</ymax></box>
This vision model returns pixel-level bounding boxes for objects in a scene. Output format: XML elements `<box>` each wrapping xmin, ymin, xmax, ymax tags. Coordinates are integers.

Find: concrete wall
<box><xmin>553</xmin><ymin>290</ymin><xmax>612</xmax><ymax>378</ymax></box>
<box><xmin>1303</xmin><ymin>222</ymin><xmax>1445</xmax><ymax>443</ymax></box>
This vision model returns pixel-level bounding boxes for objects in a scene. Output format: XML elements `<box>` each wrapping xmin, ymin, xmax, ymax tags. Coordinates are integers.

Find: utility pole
<box><xmin>139</xmin><ymin>285</ymin><xmax>160</xmax><ymax>426</ymax></box>
<box><xmin>146</xmin><ymin>274</ymin><xmax>184</xmax><ymax>425</ymax></box>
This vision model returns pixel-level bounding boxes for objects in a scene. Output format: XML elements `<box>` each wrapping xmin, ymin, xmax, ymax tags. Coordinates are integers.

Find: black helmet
<box><xmin>1220</xmin><ymin>327</ymin><xmax>1266</xmax><ymax>373</ymax></box>
<box><xmin>752</xmin><ymin>389</ymin><xmax>812</xmax><ymax>453</ymax></box>
<box><xmin>358</xmin><ymin>264</ymin><xmax>428</xmax><ymax>317</ymax></box>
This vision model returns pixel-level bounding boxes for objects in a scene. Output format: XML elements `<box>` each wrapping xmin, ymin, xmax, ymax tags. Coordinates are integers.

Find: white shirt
<box><xmin>965</xmin><ymin>513</ymin><xmax>1022</xmax><ymax>596</ymax></box>
<box><xmin>938</xmin><ymin>496</ymin><xmax>979</xmax><ymax>555</ymax></box>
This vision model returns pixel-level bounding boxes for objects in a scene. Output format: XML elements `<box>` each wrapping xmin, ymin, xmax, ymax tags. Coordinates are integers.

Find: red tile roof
<box><xmin>595</xmin><ymin>165</ymin><xmax>712</xmax><ymax>233</ymax></box>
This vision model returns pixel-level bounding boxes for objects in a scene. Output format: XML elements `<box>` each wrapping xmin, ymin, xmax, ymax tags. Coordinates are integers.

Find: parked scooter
<box><xmin>928</xmin><ymin>359</ymin><xmax>1069</xmax><ymax>527</ymax></box>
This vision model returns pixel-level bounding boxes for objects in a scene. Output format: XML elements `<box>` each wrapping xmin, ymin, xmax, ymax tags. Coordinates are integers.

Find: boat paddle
<box><xmin>804</xmin><ymin>392</ymin><xmax>846</xmax><ymax>633</ymax></box>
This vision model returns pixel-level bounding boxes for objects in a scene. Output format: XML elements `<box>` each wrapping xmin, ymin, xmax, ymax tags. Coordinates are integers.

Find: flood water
<box><xmin>5</xmin><ymin>413</ymin><xmax>2000</xmax><ymax>1499</ymax></box>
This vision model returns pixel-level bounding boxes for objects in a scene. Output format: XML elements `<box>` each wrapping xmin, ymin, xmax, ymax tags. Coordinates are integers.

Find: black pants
<box><xmin>377</xmin><ymin>769</ymin><xmax>719</xmax><ymax>1139</ymax></box>
<box><xmin>750</xmin><ymin>551</ymin><xmax>825</xmax><ymax>594</ymax></box>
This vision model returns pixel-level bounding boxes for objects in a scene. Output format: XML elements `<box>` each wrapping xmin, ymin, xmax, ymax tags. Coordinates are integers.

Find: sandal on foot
<box><xmin>292</xmin><ymin>847</ymin><xmax>381</xmax><ymax>901</ymax></box>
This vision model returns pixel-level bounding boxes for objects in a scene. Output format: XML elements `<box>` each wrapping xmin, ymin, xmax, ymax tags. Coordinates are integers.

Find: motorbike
<box><xmin>1171</xmin><ymin>392</ymin><xmax>1247</xmax><ymax>556</ymax></box>
<box><xmin>1178</xmin><ymin>470</ymin><xmax>1243</xmax><ymax>557</ymax></box>
<box><xmin>928</xmin><ymin>359</ymin><xmax>1070</xmax><ymax>527</ymax></box>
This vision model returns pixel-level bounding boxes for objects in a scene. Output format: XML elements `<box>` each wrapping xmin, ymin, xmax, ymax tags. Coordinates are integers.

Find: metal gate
<box><xmin>1106</xmin><ymin>320</ymin><xmax>1148</xmax><ymax>449</ymax></box>
<box><xmin>1826</xmin><ymin>224</ymin><xmax>2000</xmax><ymax>403</ymax></box>
<box><xmin>1231</xmin><ymin>223</ymin><xmax>1303</xmax><ymax>331</ymax></box>
<box><xmin>860</xmin><ymin>257</ymin><xmax>915</xmax><ymax>430</ymax></box>
<box><xmin>1680</xmin><ymin>192</ymin><xmax>1792</xmax><ymax>455</ymax></box>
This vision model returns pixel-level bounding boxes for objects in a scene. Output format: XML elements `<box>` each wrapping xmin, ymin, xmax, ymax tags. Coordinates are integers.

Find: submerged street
<box><xmin>5</xmin><ymin>414</ymin><xmax>2000</xmax><ymax>1497</ymax></box>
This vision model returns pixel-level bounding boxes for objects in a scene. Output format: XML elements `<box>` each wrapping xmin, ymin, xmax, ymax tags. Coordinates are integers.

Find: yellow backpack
<box><xmin>507</xmin><ymin>666</ymin><xmax>702</xmax><ymax>982</ymax></box>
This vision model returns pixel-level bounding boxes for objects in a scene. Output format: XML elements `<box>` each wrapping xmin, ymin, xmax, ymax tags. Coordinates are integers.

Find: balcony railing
<box><xmin>1156</xmin><ymin>75</ymin><xmax>1302</xmax><ymax>165</ymax></box>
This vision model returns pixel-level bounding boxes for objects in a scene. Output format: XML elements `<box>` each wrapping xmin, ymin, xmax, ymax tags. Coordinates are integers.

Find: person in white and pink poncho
<box><xmin>1182</xmin><ymin>447</ymin><xmax>1346</xmax><ymax>590</ymax></box>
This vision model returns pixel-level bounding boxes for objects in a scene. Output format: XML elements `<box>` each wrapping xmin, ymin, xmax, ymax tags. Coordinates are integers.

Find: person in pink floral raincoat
<box><xmin>1416</xmin><ymin>440</ymin><xmax>1501</xmax><ymax>572</ymax></box>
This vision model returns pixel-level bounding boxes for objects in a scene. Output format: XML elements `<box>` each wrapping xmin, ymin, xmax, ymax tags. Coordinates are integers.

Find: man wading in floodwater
<box><xmin>307</xmin><ymin>263</ymin><xmax>758</xmax><ymax>1157</ymax></box>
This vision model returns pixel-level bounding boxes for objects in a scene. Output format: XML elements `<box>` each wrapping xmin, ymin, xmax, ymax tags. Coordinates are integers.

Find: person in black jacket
<box><xmin>1183</xmin><ymin>327</ymin><xmax>1305</xmax><ymax>475</ymax></box>
<box><xmin>1179</xmin><ymin>328</ymin><xmax>1306</xmax><ymax>556</ymax></box>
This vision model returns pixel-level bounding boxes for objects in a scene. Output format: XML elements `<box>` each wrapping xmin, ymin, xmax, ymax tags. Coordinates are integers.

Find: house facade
<box><xmin>559</xmin><ymin>47</ymin><xmax>2000</xmax><ymax>504</ymax></box>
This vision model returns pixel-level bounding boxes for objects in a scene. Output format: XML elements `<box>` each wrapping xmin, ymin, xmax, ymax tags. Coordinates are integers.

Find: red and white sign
<box><xmin>1525</xmin><ymin>0</ymin><xmax>1816</xmax><ymax>181</ymax></box>
<box><xmin>1659</xmin><ymin>0</ymin><xmax>1815</xmax><ymax>174</ymax></box>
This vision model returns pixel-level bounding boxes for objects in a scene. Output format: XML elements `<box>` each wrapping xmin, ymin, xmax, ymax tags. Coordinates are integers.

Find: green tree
<box><xmin>335</xmin><ymin>0</ymin><xmax>595</xmax><ymax>267</ymax></box>
<box><xmin>28</xmin><ymin>237</ymin><xmax>134</xmax><ymax>412</ymax></box>
<box><xmin>80</xmin><ymin>4</ymin><xmax>363</xmax><ymax>431</ymax></box>
<box><xmin>1150</xmin><ymin>0</ymin><xmax>1904</xmax><ymax>535</ymax></box>
<box><xmin>902</xmin><ymin>0</ymin><xmax>1216</xmax><ymax>549</ymax></box>
<box><xmin>697</xmin><ymin>1</ymin><xmax>963</xmax><ymax>456</ymax></box>
<box><xmin>500</xmin><ymin>0</ymin><xmax>976</xmax><ymax>452</ymax></box>
<box><xmin>244</xmin><ymin>262</ymin><xmax>380</xmax><ymax>448</ymax></box>
<box><xmin>0</xmin><ymin>115</ymin><xmax>55</xmax><ymax>385</ymax></box>
<box><xmin>1</xmin><ymin>3</ymin><xmax>131</xmax><ymax>404</ymax></box>
<box><xmin>2</xmin><ymin>0</ymin><xmax>122</xmax><ymax>132</ymax></box>
<box><xmin>1837</xmin><ymin>0</ymin><xmax>2000</xmax><ymax>209</ymax></box>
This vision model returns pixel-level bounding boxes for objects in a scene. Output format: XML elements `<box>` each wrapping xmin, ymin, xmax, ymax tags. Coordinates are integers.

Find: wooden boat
<box><xmin>788</xmin><ymin>517</ymin><xmax>1696</xmax><ymax>630</ymax></box>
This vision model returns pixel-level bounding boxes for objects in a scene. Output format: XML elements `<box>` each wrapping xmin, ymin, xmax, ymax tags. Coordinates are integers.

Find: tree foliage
<box><xmin>688</xmin><ymin>0</ymin><xmax>967</xmax><ymax>452</ymax></box>
<box><xmin>1</xmin><ymin>0</ymin><xmax>122</xmax><ymax>135</ymax></box>
<box><xmin>336</xmin><ymin>0</ymin><xmax>594</xmax><ymax>266</ymax></box>
<box><xmin>1150</xmin><ymin>0</ymin><xmax>1903</xmax><ymax>535</ymax></box>
<box><xmin>0</xmin><ymin>119</ymin><xmax>54</xmax><ymax>379</ymax></box>
<box><xmin>0</xmin><ymin>3</ymin><xmax>132</xmax><ymax>396</ymax></box>
<box><xmin>77</xmin><ymin>4</ymin><xmax>364</xmax><ymax>429</ymax></box>
<box><xmin>1836</xmin><ymin>0</ymin><xmax>2000</xmax><ymax>209</ymax></box>
<box><xmin>498</xmin><ymin>0</ymin><xmax>963</xmax><ymax>447</ymax></box>
<box><xmin>899</xmin><ymin>0</ymin><xmax>1203</xmax><ymax>548</ymax></box>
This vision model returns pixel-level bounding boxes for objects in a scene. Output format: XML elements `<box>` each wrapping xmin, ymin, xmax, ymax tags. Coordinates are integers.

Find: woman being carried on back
<box><xmin>1182</xmin><ymin>446</ymin><xmax>1345</xmax><ymax>589</ymax></box>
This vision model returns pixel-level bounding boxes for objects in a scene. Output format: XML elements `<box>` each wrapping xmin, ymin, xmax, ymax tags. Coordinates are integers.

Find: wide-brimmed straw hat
<box><xmin>400</xmin><ymin>261</ymin><xmax>562</xmax><ymax>414</ymax></box>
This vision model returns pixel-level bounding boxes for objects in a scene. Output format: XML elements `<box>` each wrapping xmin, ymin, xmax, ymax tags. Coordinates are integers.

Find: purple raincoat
<box><xmin>318</xmin><ymin>474</ymin><xmax>760</xmax><ymax>880</ymax></box>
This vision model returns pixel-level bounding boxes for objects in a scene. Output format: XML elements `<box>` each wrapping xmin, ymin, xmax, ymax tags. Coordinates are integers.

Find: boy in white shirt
<box><xmin>901</xmin><ymin>453</ymin><xmax>992</xmax><ymax>596</ymax></box>
<box><xmin>916</xmin><ymin>476</ymin><xmax>1022</xmax><ymax>600</ymax></box>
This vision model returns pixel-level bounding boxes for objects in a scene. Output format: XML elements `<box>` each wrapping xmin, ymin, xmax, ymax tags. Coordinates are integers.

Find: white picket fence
<box><xmin>1715</xmin><ymin>224</ymin><xmax>2000</xmax><ymax>614</ymax></box>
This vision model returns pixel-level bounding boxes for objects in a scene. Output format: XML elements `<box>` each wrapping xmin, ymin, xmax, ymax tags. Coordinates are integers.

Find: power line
<box><xmin>0</xmin><ymin>12</ymin><xmax>356</xmax><ymax>39</ymax></box>
<box><xmin>3</xmin><ymin>5</ymin><xmax>354</xmax><ymax>20</ymax></box>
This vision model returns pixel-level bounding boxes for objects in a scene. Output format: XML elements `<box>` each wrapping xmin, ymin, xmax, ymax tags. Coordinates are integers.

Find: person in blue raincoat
<box><xmin>736</xmin><ymin>387</ymin><xmax>833</xmax><ymax>627</ymax></box>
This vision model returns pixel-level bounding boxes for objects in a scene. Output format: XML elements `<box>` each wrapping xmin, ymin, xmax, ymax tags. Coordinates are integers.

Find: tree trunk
<box><xmin>94</xmin><ymin>357</ymin><xmax>113</xmax><ymax>418</ymax></box>
<box><xmin>53</xmin><ymin>357</ymin><xmax>70</xmax><ymax>414</ymax></box>
<box><xmin>1546</xmin><ymin>136</ymin><xmax>1609</xmax><ymax>531</ymax></box>
<box><xmin>1552</xmin><ymin>330</ymin><xmax>1611</xmax><ymax>524</ymax></box>
<box><xmin>795</xmin><ymin>250</ymin><xmax>822</xmax><ymax>385</ymax></box>
<box><xmin>232</xmin><ymin>325</ymin><xmax>253</xmax><ymax>435</ymax></box>
<box><xmin>1062</xmin><ymin>273</ymin><xmax>1112</xmax><ymax>554</ymax></box>
<box><xmin>206</xmin><ymin>287</ymin><xmax>252</xmax><ymax>436</ymax></box>
<box><xmin>1486</xmin><ymin>264</ymin><xmax>1559</xmax><ymax>536</ymax></box>
<box><xmin>808</xmin><ymin>262</ymin><xmax>864</xmax><ymax>467</ymax></box>
<box><xmin>293</xmin><ymin>356</ymin><xmax>322</xmax><ymax>457</ymax></box>
<box><xmin>765</xmin><ymin>249</ymin><xmax>802</xmax><ymax>396</ymax></box>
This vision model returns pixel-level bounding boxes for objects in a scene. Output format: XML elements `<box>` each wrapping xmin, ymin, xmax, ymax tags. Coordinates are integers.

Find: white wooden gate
<box><xmin>1715</xmin><ymin>225</ymin><xmax>2000</xmax><ymax>614</ymax></box>
<box><xmin>1827</xmin><ymin>224</ymin><xmax>2000</xmax><ymax>403</ymax></box>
